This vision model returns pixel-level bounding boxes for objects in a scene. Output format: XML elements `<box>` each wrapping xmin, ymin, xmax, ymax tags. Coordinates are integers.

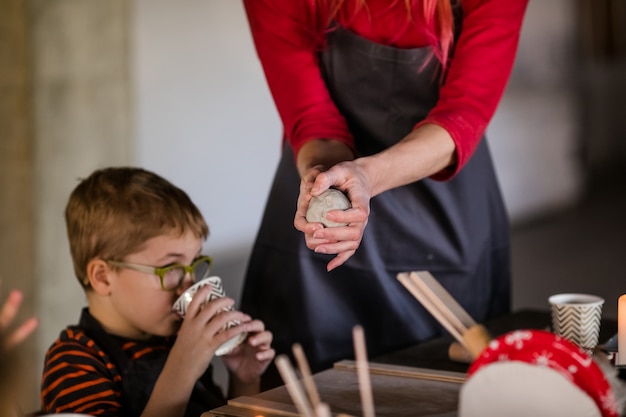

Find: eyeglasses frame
<box><xmin>106</xmin><ymin>255</ymin><xmax>213</xmax><ymax>291</ymax></box>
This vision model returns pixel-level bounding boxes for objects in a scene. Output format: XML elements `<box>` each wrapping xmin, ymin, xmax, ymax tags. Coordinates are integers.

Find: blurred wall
<box><xmin>489</xmin><ymin>0</ymin><xmax>583</xmax><ymax>222</ymax></box>
<box><xmin>3</xmin><ymin>0</ymin><xmax>623</xmax><ymax>411</ymax></box>
<box><xmin>0</xmin><ymin>0</ymin><xmax>36</xmax><ymax>409</ymax></box>
<box><xmin>132</xmin><ymin>0</ymin><xmax>281</xmax><ymax>299</ymax></box>
<box><xmin>28</xmin><ymin>0</ymin><xmax>132</xmax><ymax>410</ymax></box>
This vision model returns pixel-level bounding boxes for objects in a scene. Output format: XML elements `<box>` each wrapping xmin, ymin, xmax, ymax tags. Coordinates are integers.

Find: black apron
<box><xmin>79</xmin><ymin>308</ymin><xmax>226</xmax><ymax>417</ymax></box>
<box><xmin>241</xmin><ymin>6</ymin><xmax>510</xmax><ymax>389</ymax></box>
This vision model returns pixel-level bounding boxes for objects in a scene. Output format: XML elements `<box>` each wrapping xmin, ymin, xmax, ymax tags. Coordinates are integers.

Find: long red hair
<box><xmin>318</xmin><ymin>0</ymin><xmax>455</xmax><ymax>70</ymax></box>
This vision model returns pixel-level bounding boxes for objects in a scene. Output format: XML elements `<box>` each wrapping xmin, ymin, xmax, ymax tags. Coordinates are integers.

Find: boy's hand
<box><xmin>168</xmin><ymin>285</ymin><xmax>250</xmax><ymax>384</ymax></box>
<box><xmin>222</xmin><ymin>318</ymin><xmax>274</xmax><ymax>386</ymax></box>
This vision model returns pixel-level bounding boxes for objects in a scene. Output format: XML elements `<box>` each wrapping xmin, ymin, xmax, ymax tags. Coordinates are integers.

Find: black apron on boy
<box><xmin>241</xmin><ymin>3</ymin><xmax>510</xmax><ymax>389</ymax></box>
<box><xmin>79</xmin><ymin>309</ymin><xmax>226</xmax><ymax>417</ymax></box>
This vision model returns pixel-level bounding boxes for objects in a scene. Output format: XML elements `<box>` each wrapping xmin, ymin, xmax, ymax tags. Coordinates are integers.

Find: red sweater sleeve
<box><xmin>244</xmin><ymin>0</ymin><xmax>528</xmax><ymax>178</ymax></box>
<box><xmin>243</xmin><ymin>0</ymin><xmax>355</xmax><ymax>156</ymax></box>
<box><xmin>424</xmin><ymin>0</ymin><xmax>528</xmax><ymax>178</ymax></box>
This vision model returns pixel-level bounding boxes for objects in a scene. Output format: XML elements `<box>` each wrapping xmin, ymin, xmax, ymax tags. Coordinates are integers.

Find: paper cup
<box><xmin>172</xmin><ymin>276</ymin><xmax>247</xmax><ymax>356</ymax></box>
<box><xmin>548</xmin><ymin>293</ymin><xmax>604</xmax><ymax>353</ymax></box>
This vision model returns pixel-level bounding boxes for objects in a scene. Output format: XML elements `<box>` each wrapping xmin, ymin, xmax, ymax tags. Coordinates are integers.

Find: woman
<box><xmin>241</xmin><ymin>0</ymin><xmax>528</xmax><ymax>387</ymax></box>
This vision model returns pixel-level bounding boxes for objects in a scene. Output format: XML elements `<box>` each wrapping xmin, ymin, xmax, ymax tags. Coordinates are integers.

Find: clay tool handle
<box><xmin>448</xmin><ymin>342</ymin><xmax>473</xmax><ymax>364</ymax></box>
<box><xmin>462</xmin><ymin>324</ymin><xmax>492</xmax><ymax>359</ymax></box>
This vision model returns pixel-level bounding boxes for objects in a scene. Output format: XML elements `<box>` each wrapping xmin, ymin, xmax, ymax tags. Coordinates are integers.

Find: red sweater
<box><xmin>244</xmin><ymin>0</ymin><xmax>528</xmax><ymax>178</ymax></box>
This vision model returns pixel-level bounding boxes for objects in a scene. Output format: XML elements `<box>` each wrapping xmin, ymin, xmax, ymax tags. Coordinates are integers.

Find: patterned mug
<box><xmin>548</xmin><ymin>293</ymin><xmax>604</xmax><ymax>353</ymax></box>
<box><xmin>172</xmin><ymin>276</ymin><xmax>247</xmax><ymax>356</ymax></box>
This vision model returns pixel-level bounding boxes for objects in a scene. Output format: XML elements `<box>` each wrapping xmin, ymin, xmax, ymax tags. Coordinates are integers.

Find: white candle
<box><xmin>618</xmin><ymin>295</ymin><xmax>626</xmax><ymax>365</ymax></box>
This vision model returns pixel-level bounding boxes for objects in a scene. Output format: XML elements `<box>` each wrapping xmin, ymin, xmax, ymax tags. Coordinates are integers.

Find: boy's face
<box><xmin>99</xmin><ymin>229</ymin><xmax>204</xmax><ymax>340</ymax></box>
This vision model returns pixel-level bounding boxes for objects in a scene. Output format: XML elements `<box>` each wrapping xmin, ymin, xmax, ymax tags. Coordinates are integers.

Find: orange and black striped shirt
<box><xmin>41</xmin><ymin>308</ymin><xmax>225</xmax><ymax>416</ymax></box>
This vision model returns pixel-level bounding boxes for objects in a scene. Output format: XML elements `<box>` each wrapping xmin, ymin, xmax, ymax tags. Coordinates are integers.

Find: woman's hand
<box><xmin>293</xmin><ymin>126</ymin><xmax>457</xmax><ymax>271</ymax></box>
<box><xmin>0</xmin><ymin>289</ymin><xmax>38</xmax><ymax>350</ymax></box>
<box><xmin>294</xmin><ymin>160</ymin><xmax>371</xmax><ymax>271</ymax></box>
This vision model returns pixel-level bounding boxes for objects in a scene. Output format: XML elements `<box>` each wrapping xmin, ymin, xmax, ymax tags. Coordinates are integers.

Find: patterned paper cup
<box><xmin>173</xmin><ymin>276</ymin><xmax>247</xmax><ymax>356</ymax></box>
<box><xmin>548</xmin><ymin>293</ymin><xmax>604</xmax><ymax>353</ymax></box>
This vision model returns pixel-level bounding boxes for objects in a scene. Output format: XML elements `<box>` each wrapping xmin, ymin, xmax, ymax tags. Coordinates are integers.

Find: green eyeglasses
<box><xmin>107</xmin><ymin>255</ymin><xmax>213</xmax><ymax>291</ymax></box>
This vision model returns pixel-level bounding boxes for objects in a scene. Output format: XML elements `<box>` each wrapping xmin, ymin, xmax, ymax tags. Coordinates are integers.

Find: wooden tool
<box><xmin>333</xmin><ymin>360</ymin><xmax>466</xmax><ymax>384</ymax></box>
<box><xmin>397</xmin><ymin>271</ymin><xmax>491</xmax><ymax>359</ymax></box>
<box><xmin>293</xmin><ymin>343</ymin><xmax>322</xmax><ymax>409</ymax></box>
<box><xmin>275</xmin><ymin>327</ymin><xmax>381</xmax><ymax>417</ymax></box>
<box><xmin>275</xmin><ymin>355</ymin><xmax>316</xmax><ymax>417</ymax></box>
<box><xmin>352</xmin><ymin>326</ymin><xmax>376</xmax><ymax>417</ymax></box>
<box><xmin>276</xmin><ymin>345</ymin><xmax>359</xmax><ymax>417</ymax></box>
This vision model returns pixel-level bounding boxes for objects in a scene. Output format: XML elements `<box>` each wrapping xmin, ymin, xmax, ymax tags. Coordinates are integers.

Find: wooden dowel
<box><xmin>315</xmin><ymin>402</ymin><xmax>332</xmax><ymax>417</ymax></box>
<box><xmin>275</xmin><ymin>355</ymin><xmax>315</xmax><ymax>417</ymax></box>
<box><xmin>352</xmin><ymin>326</ymin><xmax>375</xmax><ymax>417</ymax></box>
<box><xmin>293</xmin><ymin>343</ymin><xmax>322</xmax><ymax>409</ymax></box>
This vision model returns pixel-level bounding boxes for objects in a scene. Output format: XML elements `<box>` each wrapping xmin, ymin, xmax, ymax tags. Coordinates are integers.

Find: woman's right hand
<box><xmin>294</xmin><ymin>160</ymin><xmax>371</xmax><ymax>271</ymax></box>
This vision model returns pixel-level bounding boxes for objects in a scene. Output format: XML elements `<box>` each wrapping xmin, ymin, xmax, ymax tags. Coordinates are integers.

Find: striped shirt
<box><xmin>41</xmin><ymin>308</ymin><xmax>225</xmax><ymax>416</ymax></box>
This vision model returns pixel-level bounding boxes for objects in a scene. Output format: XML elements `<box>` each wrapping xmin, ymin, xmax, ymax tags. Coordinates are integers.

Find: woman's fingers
<box><xmin>326</xmin><ymin>251</ymin><xmax>356</xmax><ymax>272</ymax></box>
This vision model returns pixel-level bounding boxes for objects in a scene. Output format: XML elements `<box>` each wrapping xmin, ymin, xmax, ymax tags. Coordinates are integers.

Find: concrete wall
<box><xmin>29</xmin><ymin>0</ymin><xmax>132</xmax><ymax>409</ymax></box>
<box><xmin>0</xmin><ymin>0</ymin><xmax>36</xmax><ymax>409</ymax></box>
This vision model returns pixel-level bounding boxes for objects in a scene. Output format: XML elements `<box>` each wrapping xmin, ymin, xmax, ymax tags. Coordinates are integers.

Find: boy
<box><xmin>41</xmin><ymin>167</ymin><xmax>275</xmax><ymax>417</ymax></box>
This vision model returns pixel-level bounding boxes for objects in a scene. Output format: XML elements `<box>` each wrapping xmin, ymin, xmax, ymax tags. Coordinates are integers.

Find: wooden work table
<box><xmin>203</xmin><ymin>309</ymin><xmax>618</xmax><ymax>417</ymax></box>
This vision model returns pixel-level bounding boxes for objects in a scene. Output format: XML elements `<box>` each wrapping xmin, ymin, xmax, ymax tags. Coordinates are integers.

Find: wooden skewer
<box><xmin>352</xmin><ymin>325</ymin><xmax>376</xmax><ymax>417</ymax></box>
<box><xmin>275</xmin><ymin>354</ymin><xmax>315</xmax><ymax>417</ymax></box>
<box><xmin>292</xmin><ymin>343</ymin><xmax>322</xmax><ymax>409</ymax></box>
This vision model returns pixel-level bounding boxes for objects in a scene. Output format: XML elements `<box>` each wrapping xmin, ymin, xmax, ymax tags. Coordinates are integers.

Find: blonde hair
<box><xmin>65</xmin><ymin>167</ymin><xmax>209</xmax><ymax>288</ymax></box>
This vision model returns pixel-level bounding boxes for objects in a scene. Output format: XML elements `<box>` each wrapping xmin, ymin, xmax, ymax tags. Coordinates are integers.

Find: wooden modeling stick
<box><xmin>275</xmin><ymin>355</ymin><xmax>315</xmax><ymax>417</ymax></box>
<box><xmin>293</xmin><ymin>343</ymin><xmax>322</xmax><ymax>409</ymax></box>
<box><xmin>352</xmin><ymin>325</ymin><xmax>376</xmax><ymax>417</ymax></box>
<box><xmin>397</xmin><ymin>271</ymin><xmax>491</xmax><ymax>359</ymax></box>
<box><xmin>397</xmin><ymin>272</ymin><xmax>464</xmax><ymax>342</ymax></box>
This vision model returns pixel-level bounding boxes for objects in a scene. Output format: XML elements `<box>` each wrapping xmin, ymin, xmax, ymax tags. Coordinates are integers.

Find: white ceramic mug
<box><xmin>172</xmin><ymin>276</ymin><xmax>247</xmax><ymax>356</ymax></box>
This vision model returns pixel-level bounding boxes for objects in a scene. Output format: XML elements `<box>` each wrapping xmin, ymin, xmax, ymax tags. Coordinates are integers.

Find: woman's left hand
<box><xmin>294</xmin><ymin>160</ymin><xmax>371</xmax><ymax>271</ymax></box>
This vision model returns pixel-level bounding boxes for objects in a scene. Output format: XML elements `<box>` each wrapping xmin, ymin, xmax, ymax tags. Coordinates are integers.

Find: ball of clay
<box><xmin>306</xmin><ymin>188</ymin><xmax>351</xmax><ymax>227</ymax></box>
